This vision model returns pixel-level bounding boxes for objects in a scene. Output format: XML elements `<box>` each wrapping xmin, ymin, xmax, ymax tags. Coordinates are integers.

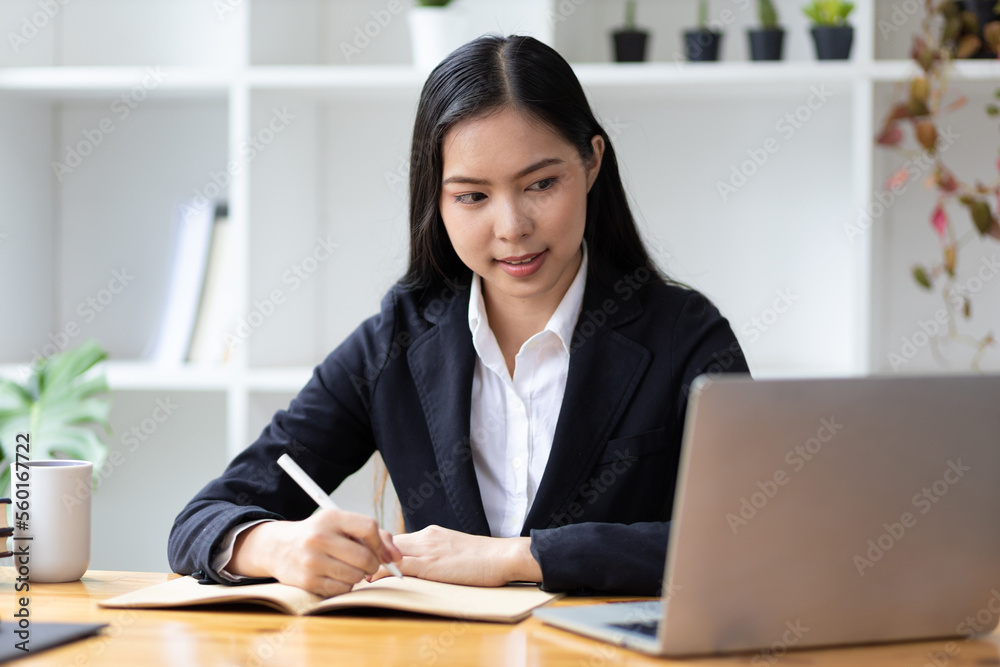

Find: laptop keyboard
<box><xmin>609</xmin><ymin>619</ymin><xmax>659</xmax><ymax>637</ymax></box>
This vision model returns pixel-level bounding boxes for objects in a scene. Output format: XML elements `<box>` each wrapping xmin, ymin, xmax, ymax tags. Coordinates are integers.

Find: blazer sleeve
<box><xmin>167</xmin><ymin>300</ymin><xmax>395</xmax><ymax>584</ymax></box>
<box><xmin>529</xmin><ymin>290</ymin><xmax>750</xmax><ymax>595</ymax></box>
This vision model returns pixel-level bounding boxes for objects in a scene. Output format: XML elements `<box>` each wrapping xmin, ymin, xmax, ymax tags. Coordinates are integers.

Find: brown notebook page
<box><xmin>98</xmin><ymin>575</ymin><xmax>560</xmax><ymax>623</ymax></box>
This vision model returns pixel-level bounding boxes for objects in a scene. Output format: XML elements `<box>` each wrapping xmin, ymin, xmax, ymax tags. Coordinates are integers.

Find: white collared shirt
<box><xmin>214</xmin><ymin>246</ymin><xmax>588</xmax><ymax>579</ymax></box>
<box><xmin>467</xmin><ymin>245</ymin><xmax>587</xmax><ymax>537</ymax></box>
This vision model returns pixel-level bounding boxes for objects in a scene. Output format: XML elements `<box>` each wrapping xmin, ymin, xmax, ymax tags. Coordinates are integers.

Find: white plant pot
<box><xmin>408</xmin><ymin>6</ymin><xmax>471</xmax><ymax>72</ymax></box>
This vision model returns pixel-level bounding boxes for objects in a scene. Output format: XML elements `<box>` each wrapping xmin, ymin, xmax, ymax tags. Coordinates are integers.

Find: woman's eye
<box><xmin>529</xmin><ymin>178</ymin><xmax>557</xmax><ymax>192</ymax></box>
<box><xmin>455</xmin><ymin>192</ymin><xmax>487</xmax><ymax>205</ymax></box>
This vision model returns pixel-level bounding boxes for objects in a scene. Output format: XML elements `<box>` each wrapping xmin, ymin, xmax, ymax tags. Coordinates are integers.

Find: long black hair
<box><xmin>402</xmin><ymin>35</ymin><xmax>663</xmax><ymax>289</ymax></box>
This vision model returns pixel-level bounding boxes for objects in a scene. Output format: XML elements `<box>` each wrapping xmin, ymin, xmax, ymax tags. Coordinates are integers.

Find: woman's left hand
<box><xmin>368</xmin><ymin>525</ymin><xmax>542</xmax><ymax>587</ymax></box>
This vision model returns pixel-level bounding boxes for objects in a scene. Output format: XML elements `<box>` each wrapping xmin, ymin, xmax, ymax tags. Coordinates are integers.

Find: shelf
<box><xmin>245</xmin><ymin>368</ymin><xmax>313</xmax><ymax>392</ymax></box>
<box><xmin>0</xmin><ymin>67</ymin><xmax>231</xmax><ymax>98</ymax></box>
<box><xmin>248</xmin><ymin>66</ymin><xmax>423</xmax><ymax>92</ymax></box>
<box><xmin>103</xmin><ymin>362</ymin><xmax>234</xmax><ymax>391</ymax></box>
<box><xmin>870</xmin><ymin>59</ymin><xmax>1000</xmax><ymax>82</ymax></box>
<box><xmin>4</xmin><ymin>61</ymin><xmax>992</xmax><ymax>99</ymax></box>
<box><xmin>0</xmin><ymin>363</ymin><xmax>232</xmax><ymax>392</ymax></box>
<box><xmin>247</xmin><ymin>62</ymin><xmax>865</xmax><ymax>95</ymax></box>
<box><xmin>0</xmin><ymin>362</ymin><xmax>314</xmax><ymax>394</ymax></box>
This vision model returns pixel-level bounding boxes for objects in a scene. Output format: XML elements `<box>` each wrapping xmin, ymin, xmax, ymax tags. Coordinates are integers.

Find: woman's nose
<box><xmin>494</xmin><ymin>197</ymin><xmax>533</xmax><ymax>241</ymax></box>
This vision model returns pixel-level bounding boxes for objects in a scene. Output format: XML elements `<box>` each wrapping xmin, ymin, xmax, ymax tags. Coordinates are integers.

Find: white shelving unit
<box><xmin>1</xmin><ymin>0</ymin><xmax>997</xmax><ymax>572</ymax></box>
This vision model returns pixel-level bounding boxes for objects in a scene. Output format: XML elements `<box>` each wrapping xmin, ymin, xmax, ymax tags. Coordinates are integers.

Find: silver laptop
<box><xmin>534</xmin><ymin>373</ymin><xmax>1000</xmax><ymax>657</ymax></box>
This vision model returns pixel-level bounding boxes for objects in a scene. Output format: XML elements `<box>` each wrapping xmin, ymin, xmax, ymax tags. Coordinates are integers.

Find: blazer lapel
<box><xmin>524</xmin><ymin>276</ymin><xmax>651</xmax><ymax>532</ymax></box>
<box><xmin>407</xmin><ymin>281</ymin><xmax>491</xmax><ymax>536</ymax></box>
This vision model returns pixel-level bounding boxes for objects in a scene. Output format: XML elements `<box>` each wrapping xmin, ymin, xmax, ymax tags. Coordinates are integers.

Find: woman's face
<box><xmin>439</xmin><ymin>108</ymin><xmax>604</xmax><ymax>310</ymax></box>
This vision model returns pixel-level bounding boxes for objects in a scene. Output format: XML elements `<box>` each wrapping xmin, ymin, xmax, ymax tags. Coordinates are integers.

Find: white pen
<box><xmin>277</xmin><ymin>453</ymin><xmax>404</xmax><ymax>579</ymax></box>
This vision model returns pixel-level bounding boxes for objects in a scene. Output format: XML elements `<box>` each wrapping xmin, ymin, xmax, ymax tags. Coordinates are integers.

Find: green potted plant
<box><xmin>685</xmin><ymin>0</ymin><xmax>723</xmax><ymax>62</ymax></box>
<box><xmin>0</xmin><ymin>340</ymin><xmax>112</xmax><ymax>494</ymax></box>
<box><xmin>408</xmin><ymin>0</ymin><xmax>466</xmax><ymax>72</ymax></box>
<box><xmin>748</xmin><ymin>0</ymin><xmax>785</xmax><ymax>61</ymax></box>
<box><xmin>956</xmin><ymin>1</ymin><xmax>1000</xmax><ymax>57</ymax></box>
<box><xmin>875</xmin><ymin>3</ymin><xmax>1000</xmax><ymax>370</ymax></box>
<box><xmin>613</xmin><ymin>0</ymin><xmax>651</xmax><ymax>62</ymax></box>
<box><xmin>802</xmin><ymin>0</ymin><xmax>855</xmax><ymax>60</ymax></box>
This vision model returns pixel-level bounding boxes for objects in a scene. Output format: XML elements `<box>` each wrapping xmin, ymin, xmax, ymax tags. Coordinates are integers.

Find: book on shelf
<box><xmin>145</xmin><ymin>199</ymin><xmax>215</xmax><ymax>365</ymax></box>
<box><xmin>187</xmin><ymin>202</ymin><xmax>237</xmax><ymax>364</ymax></box>
<box><xmin>98</xmin><ymin>574</ymin><xmax>561</xmax><ymax>623</ymax></box>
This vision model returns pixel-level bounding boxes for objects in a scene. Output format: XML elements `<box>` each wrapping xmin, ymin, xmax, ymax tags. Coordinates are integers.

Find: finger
<box><xmin>330</xmin><ymin>511</ymin><xmax>395</xmax><ymax>564</ymax></box>
<box><xmin>322</xmin><ymin>533</ymin><xmax>382</xmax><ymax>575</ymax></box>
<box><xmin>300</xmin><ymin>544</ymin><xmax>370</xmax><ymax>586</ymax></box>
<box><xmin>390</xmin><ymin>532</ymin><xmax>418</xmax><ymax>556</ymax></box>
<box><xmin>379</xmin><ymin>529</ymin><xmax>403</xmax><ymax>563</ymax></box>
<box><xmin>301</xmin><ymin>519</ymin><xmax>380</xmax><ymax>574</ymax></box>
<box><xmin>309</xmin><ymin>574</ymin><xmax>355</xmax><ymax>599</ymax></box>
<box><xmin>316</xmin><ymin>555</ymin><xmax>369</xmax><ymax>588</ymax></box>
<box><xmin>367</xmin><ymin>565</ymin><xmax>391</xmax><ymax>582</ymax></box>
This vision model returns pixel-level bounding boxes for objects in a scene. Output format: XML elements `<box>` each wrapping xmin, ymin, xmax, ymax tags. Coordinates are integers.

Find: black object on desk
<box><xmin>0</xmin><ymin>622</ymin><xmax>108</xmax><ymax>662</ymax></box>
<box><xmin>1</xmin><ymin>497</ymin><xmax>13</xmax><ymax>559</ymax></box>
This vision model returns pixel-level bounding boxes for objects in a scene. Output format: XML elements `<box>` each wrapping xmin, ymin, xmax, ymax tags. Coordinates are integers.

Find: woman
<box><xmin>168</xmin><ymin>35</ymin><xmax>749</xmax><ymax>597</ymax></box>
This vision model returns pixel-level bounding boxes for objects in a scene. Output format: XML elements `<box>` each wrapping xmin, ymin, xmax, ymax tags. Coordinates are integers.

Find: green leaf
<box><xmin>39</xmin><ymin>340</ymin><xmax>106</xmax><ymax>396</ymax></box>
<box><xmin>971</xmin><ymin>200</ymin><xmax>995</xmax><ymax>235</ymax></box>
<box><xmin>913</xmin><ymin>265</ymin><xmax>933</xmax><ymax>289</ymax></box>
<box><xmin>988</xmin><ymin>104</ymin><xmax>1000</xmax><ymax>116</ymax></box>
<box><xmin>0</xmin><ymin>465</ymin><xmax>9</xmax><ymax>500</ymax></box>
<box><xmin>38</xmin><ymin>398</ymin><xmax>112</xmax><ymax>431</ymax></box>
<box><xmin>43</xmin><ymin>372</ymin><xmax>109</xmax><ymax>406</ymax></box>
<box><xmin>0</xmin><ymin>340</ymin><xmax>112</xmax><ymax>495</ymax></box>
<box><xmin>0</xmin><ymin>380</ymin><xmax>32</xmax><ymax>412</ymax></box>
<box><xmin>759</xmin><ymin>0</ymin><xmax>779</xmax><ymax>28</ymax></box>
<box><xmin>44</xmin><ymin>428</ymin><xmax>108</xmax><ymax>472</ymax></box>
<box><xmin>802</xmin><ymin>0</ymin><xmax>853</xmax><ymax>25</ymax></box>
<box><xmin>0</xmin><ymin>413</ymin><xmax>31</xmax><ymax>463</ymax></box>
<box><xmin>838</xmin><ymin>1</ymin><xmax>855</xmax><ymax>22</ymax></box>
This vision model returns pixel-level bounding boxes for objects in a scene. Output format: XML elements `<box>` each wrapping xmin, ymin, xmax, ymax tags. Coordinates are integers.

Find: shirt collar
<box><xmin>468</xmin><ymin>243</ymin><xmax>588</xmax><ymax>355</ymax></box>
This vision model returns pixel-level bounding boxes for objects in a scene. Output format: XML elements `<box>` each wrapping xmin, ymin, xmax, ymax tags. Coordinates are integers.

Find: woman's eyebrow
<box><xmin>442</xmin><ymin>157</ymin><xmax>565</xmax><ymax>186</ymax></box>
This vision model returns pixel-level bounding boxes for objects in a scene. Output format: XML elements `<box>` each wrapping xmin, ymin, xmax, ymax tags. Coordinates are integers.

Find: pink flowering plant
<box><xmin>875</xmin><ymin>0</ymin><xmax>1000</xmax><ymax>369</ymax></box>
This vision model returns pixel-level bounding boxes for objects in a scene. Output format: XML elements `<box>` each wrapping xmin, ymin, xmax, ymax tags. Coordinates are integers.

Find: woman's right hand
<box><xmin>228</xmin><ymin>509</ymin><xmax>401</xmax><ymax>598</ymax></box>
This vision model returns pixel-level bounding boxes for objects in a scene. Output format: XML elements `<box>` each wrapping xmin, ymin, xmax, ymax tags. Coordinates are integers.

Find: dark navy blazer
<box><xmin>168</xmin><ymin>270</ymin><xmax>749</xmax><ymax>595</ymax></box>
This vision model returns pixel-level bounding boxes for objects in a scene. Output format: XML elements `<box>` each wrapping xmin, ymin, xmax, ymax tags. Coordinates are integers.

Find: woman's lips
<box><xmin>496</xmin><ymin>250</ymin><xmax>548</xmax><ymax>278</ymax></box>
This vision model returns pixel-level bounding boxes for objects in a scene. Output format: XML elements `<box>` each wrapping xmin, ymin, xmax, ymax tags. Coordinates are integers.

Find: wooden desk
<box><xmin>3</xmin><ymin>570</ymin><xmax>1000</xmax><ymax>666</ymax></box>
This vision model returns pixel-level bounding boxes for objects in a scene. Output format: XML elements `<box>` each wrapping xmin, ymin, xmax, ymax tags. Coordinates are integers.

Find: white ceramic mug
<box><xmin>9</xmin><ymin>460</ymin><xmax>92</xmax><ymax>582</ymax></box>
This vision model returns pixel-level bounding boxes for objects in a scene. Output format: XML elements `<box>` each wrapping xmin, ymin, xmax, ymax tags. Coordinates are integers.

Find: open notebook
<box><xmin>99</xmin><ymin>575</ymin><xmax>560</xmax><ymax>623</ymax></box>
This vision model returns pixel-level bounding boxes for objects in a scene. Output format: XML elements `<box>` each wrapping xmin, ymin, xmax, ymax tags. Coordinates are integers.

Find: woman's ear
<box><xmin>586</xmin><ymin>134</ymin><xmax>605</xmax><ymax>192</ymax></box>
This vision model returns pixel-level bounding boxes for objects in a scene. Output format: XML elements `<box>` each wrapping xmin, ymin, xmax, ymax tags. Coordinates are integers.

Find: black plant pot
<box><xmin>961</xmin><ymin>0</ymin><xmax>1000</xmax><ymax>58</ymax></box>
<box><xmin>684</xmin><ymin>29</ymin><xmax>723</xmax><ymax>62</ymax></box>
<box><xmin>613</xmin><ymin>29</ymin><xmax>650</xmax><ymax>62</ymax></box>
<box><xmin>810</xmin><ymin>25</ymin><xmax>853</xmax><ymax>60</ymax></box>
<box><xmin>748</xmin><ymin>28</ymin><xmax>785</xmax><ymax>61</ymax></box>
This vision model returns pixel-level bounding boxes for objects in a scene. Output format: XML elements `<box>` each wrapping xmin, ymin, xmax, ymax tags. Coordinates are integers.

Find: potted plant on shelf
<box><xmin>408</xmin><ymin>0</ymin><xmax>467</xmax><ymax>72</ymax></box>
<box><xmin>747</xmin><ymin>0</ymin><xmax>785</xmax><ymax>61</ymax></box>
<box><xmin>954</xmin><ymin>0</ymin><xmax>1000</xmax><ymax>58</ymax></box>
<box><xmin>874</xmin><ymin>3</ymin><xmax>1000</xmax><ymax>370</ymax></box>
<box><xmin>0</xmin><ymin>340</ymin><xmax>112</xmax><ymax>495</ymax></box>
<box><xmin>613</xmin><ymin>0</ymin><xmax>650</xmax><ymax>62</ymax></box>
<box><xmin>748</xmin><ymin>0</ymin><xmax>785</xmax><ymax>61</ymax></box>
<box><xmin>802</xmin><ymin>0</ymin><xmax>855</xmax><ymax>60</ymax></box>
<box><xmin>685</xmin><ymin>0</ymin><xmax>723</xmax><ymax>62</ymax></box>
